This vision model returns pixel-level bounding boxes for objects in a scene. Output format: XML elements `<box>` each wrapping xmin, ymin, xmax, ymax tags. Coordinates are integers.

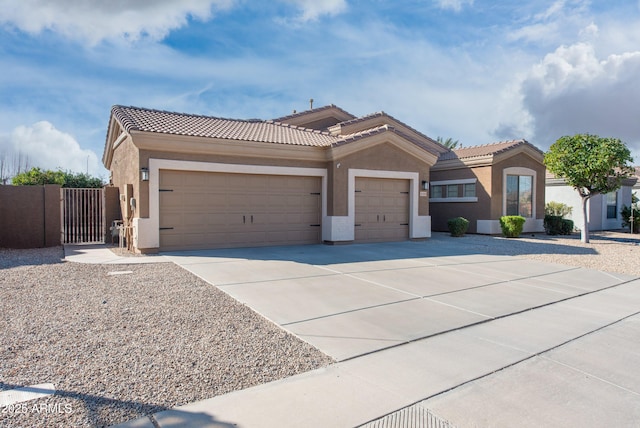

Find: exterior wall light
<box><xmin>422</xmin><ymin>180</ymin><xmax>429</xmax><ymax>190</ymax></box>
<box><xmin>140</xmin><ymin>167</ymin><xmax>149</xmax><ymax>182</ymax></box>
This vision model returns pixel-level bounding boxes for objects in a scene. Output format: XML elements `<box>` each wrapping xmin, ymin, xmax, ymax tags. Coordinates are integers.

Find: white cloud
<box><xmin>280</xmin><ymin>0</ymin><xmax>347</xmax><ymax>22</ymax></box>
<box><xmin>1</xmin><ymin>121</ymin><xmax>104</xmax><ymax>177</ymax></box>
<box><xmin>0</xmin><ymin>0</ymin><xmax>234</xmax><ymax>44</ymax></box>
<box><xmin>508</xmin><ymin>0</ymin><xmax>590</xmax><ymax>45</ymax></box>
<box><xmin>434</xmin><ymin>0</ymin><xmax>474</xmax><ymax>12</ymax></box>
<box><xmin>517</xmin><ymin>42</ymin><xmax>640</xmax><ymax>160</ymax></box>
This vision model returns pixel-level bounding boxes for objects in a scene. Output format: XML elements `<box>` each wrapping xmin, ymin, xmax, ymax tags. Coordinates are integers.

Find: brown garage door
<box><xmin>355</xmin><ymin>177</ymin><xmax>409</xmax><ymax>243</ymax></box>
<box><xmin>159</xmin><ymin>170</ymin><xmax>322</xmax><ymax>251</ymax></box>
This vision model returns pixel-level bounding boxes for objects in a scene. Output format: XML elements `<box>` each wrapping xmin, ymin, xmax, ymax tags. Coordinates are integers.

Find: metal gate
<box><xmin>61</xmin><ymin>188</ymin><xmax>105</xmax><ymax>244</ymax></box>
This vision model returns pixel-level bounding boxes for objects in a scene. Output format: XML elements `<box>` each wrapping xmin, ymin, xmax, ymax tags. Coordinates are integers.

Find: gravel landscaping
<box><xmin>1</xmin><ymin>231</ymin><xmax>639</xmax><ymax>427</ymax></box>
<box><xmin>0</xmin><ymin>248</ymin><xmax>333</xmax><ymax>428</ymax></box>
<box><xmin>431</xmin><ymin>231</ymin><xmax>640</xmax><ymax>277</ymax></box>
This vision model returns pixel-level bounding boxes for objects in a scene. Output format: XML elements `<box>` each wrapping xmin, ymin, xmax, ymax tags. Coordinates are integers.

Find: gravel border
<box><xmin>428</xmin><ymin>231</ymin><xmax>640</xmax><ymax>277</ymax></box>
<box><xmin>1</xmin><ymin>232</ymin><xmax>639</xmax><ymax>427</ymax></box>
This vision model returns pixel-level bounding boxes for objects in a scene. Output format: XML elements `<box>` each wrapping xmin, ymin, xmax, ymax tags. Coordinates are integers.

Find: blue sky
<box><xmin>1</xmin><ymin>0</ymin><xmax>639</xmax><ymax>179</ymax></box>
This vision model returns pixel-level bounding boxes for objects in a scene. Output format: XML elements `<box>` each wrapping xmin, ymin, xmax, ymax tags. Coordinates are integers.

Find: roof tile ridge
<box><xmin>334</xmin><ymin>124</ymin><xmax>441</xmax><ymax>157</ymax></box>
<box><xmin>346</xmin><ymin>110</ymin><xmax>442</xmax><ymax>147</ymax></box>
<box><xmin>265</xmin><ymin>119</ymin><xmax>334</xmax><ymax>136</ymax></box>
<box><xmin>273</xmin><ymin>104</ymin><xmax>356</xmax><ymax>122</ymax></box>
<box><xmin>337</xmin><ymin>123</ymin><xmax>390</xmax><ymax>140</ymax></box>
<box><xmin>111</xmin><ymin>105</ymin><xmax>140</xmax><ymax>132</ymax></box>
<box><xmin>336</xmin><ymin>111</ymin><xmax>386</xmax><ymax>127</ymax></box>
<box><xmin>115</xmin><ymin>104</ymin><xmax>265</xmax><ymax>124</ymax></box>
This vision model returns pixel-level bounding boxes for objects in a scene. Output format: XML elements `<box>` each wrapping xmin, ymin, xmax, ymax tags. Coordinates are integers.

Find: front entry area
<box><xmin>354</xmin><ymin>177</ymin><xmax>410</xmax><ymax>243</ymax></box>
<box><xmin>159</xmin><ymin>170</ymin><xmax>322</xmax><ymax>251</ymax></box>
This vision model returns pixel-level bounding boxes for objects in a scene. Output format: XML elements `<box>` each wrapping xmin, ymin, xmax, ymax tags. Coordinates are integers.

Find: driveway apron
<box><xmin>150</xmin><ymin>239</ymin><xmax>640</xmax><ymax>428</ymax></box>
<box><xmin>164</xmin><ymin>241</ymin><xmax>633</xmax><ymax>362</ymax></box>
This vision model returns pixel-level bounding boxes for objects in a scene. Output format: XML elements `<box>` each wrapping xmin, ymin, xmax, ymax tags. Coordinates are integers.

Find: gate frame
<box><xmin>61</xmin><ymin>188</ymin><xmax>106</xmax><ymax>244</ymax></box>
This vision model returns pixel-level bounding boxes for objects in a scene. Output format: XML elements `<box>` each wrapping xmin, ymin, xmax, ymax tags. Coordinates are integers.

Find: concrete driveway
<box><xmin>144</xmin><ymin>237</ymin><xmax>640</xmax><ymax>428</ymax></box>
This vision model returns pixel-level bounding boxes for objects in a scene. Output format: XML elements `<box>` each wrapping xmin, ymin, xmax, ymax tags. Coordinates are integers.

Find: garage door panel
<box><xmin>355</xmin><ymin>177</ymin><xmax>409</xmax><ymax>243</ymax></box>
<box><xmin>159</xmin><ymin>170</ymin><xmax>322</xmax><ymax>251</ymax></box>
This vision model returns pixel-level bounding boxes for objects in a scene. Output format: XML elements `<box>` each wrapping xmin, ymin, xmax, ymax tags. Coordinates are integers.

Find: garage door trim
<box><xmin>136</xmin><ymin>159</ymin><xmax>328</xmax><ymax>249</ymax></box>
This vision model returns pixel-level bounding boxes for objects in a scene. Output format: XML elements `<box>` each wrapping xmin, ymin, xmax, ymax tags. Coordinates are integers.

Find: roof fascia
<box><xmin>103</xmin><ymin>115</ymin><xmax>128</xmax><ymax>169</ymax></box>
<box><xmin>131</xmin><ymin>131</ymin><xmax>328</xmax><ymax>162</ymax></box>
<box><xmin>276</xmin><ymin>106</ymin><xmax>355</xmax><ymax>128</ymax></box>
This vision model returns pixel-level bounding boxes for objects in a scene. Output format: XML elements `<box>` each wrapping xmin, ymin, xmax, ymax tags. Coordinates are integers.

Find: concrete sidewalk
<box><xmin>110</xmin><ymin>241</ymin><xmax>640</xmax><ymax>428</ymax></box>
<box><xmin>64</xmin><ymin>244</ymin><xmax>169</xmax><ymax>264</ymax></box>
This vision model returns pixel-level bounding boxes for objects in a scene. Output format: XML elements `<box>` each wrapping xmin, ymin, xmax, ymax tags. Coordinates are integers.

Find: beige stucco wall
<box><xmin>109</xmin><ymin>136</ymin><xmax>140</xmax><ymax>221</ymax></box>
<box><xmin>330</xmin><ymin>142</ymin><xmax>431</xmax><ymax>217</ymax></box>
<box><xmin>430</xmin><ymin>152</ymin><xmax>545</xmax><ymax>234</ymax></box>
<box><xmin>429</xmin><ymin>165</ymin><xmax>492</xmax><ymax>233</ymax></box>
<box><xmin>492</xmin><ymin>154</ymin><xmax>546</xmax><ymax>220</ymax></box>
<box><xmin>107</xmin><ymin>128</ymin><xmax>438</xmax><ymax>250</ymax></box>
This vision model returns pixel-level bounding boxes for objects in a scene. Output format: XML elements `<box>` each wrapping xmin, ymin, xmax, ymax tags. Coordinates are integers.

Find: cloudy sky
<box><xmin>1</xmin><ymin>0</ymin><xmax>639</xmax><ymax>178</ymax></box>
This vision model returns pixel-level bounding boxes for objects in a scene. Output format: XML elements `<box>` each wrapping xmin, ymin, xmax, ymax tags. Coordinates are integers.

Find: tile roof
<box><xmin>332</xmin><ymin>111</ymin><xmax>449</xmax><ymax>154</ymax></box>
<box><xmin>272</xmin><ymin>104</ymin><xmax>356</xmax><ymax>123</ymax></box>
<box><xmin>438</xmin><ymin>139</ymin><xmax>540</xmax><ymax>161</ymax></box>
<box><xmin>111</xmin><ymin>105</ymin><xmax>339</xmax><ymax>147</ymax></box>
<box><xmin>109</xmin><ymin>105</ymin><xmax>444</xmax><ymax>158</ymax></box>
<box><xmin>333</xmin><ymin>125</ymin><xmax>443</xmax><ymax>156</ymax></box>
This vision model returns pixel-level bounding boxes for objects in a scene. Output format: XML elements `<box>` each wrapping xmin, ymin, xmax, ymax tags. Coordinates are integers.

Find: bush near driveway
<box><xmin>447</xmin><ymin>217</ymin><xmax>469</xmax><ymax>237</ymax></box>
<box><xmin>499</xmin><ymin>215</ymin><xmax>526</xmax><ymax>238</ymax></box>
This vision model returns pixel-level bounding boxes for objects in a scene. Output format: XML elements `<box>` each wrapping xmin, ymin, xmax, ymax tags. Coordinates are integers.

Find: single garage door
<box><xmin>355</xmin><ymin>177</ymin><xmax>409</xmax><ymax>243</ymax></box>
<box><xmin>159</xmin><ymin>170</ymin><xmax>322</xmax><ymax>251</ymax></box>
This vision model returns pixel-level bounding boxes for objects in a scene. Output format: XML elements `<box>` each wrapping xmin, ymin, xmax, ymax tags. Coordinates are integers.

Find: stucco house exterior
<box><xmin>545</xmin><ymin>173</ymin><xmax>638</xmax><ymax>232</ymax></box>
<box><xmin>429</xmin><ymin>140</ymin><xmax>546</xmax><ymax>235</ymax></box>
<box><xmin>103</xmin><ymin>104</ymin><xmax>449</xmax><ymax>252</ymax></box>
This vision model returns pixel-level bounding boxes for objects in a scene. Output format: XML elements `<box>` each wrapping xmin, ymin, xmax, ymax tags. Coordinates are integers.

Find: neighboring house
<box><xmin>429</xmin><ymin>140</ymin><xmax>546</xmax><ymax>234</ymax></box>
<box><xmin>545</xmin><ymin>173</ymin><xmax>638</xmax><ymax>232</ymax></box>
<box><xmin>103</xmin><ymin>105</ymin><xmax>450</xmax><ymax>252</ymax></box>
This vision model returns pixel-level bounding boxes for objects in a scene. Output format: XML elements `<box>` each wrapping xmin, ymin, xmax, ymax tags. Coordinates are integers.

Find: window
<box><xmin>506</xmin><ymin>175</ymin><xmax>533</xmax><ymax>217</ymax></box>
<box><xmin>464</xmin><ymin>183</ymin><xmax>476</xmax><ymax>198</ymax></box>
<box><xmin>606</xmin><ymin>192</ymin><xmax>617</xmax><ymax>219</ymax></box>
<box><xmin>429</xmin><ymin>179</ymin><xmax>478</xmax><ymax>203</ymax></box>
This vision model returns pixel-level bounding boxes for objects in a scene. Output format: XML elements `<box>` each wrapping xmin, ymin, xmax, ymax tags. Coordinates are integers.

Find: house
<box><xmin>102</xmin><ymin>105</ymin><xmax>450</xmax><ymax>252</ymax></box>
<box><xmin>429</xmin><ymin>140</ymin><xmax>546</xmax><ymax>234</ymax></box>
<box><xmin>545</xmin><ymin>172</ymin><xmax>638</xmax><ymax>232</ymax></box>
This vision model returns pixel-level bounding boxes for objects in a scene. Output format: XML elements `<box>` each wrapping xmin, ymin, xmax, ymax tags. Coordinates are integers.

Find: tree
<box><xmin>11</xmin><ymin>167</ymin><xmax>104</xmax><ymax>188</ymax></box>
<box><xmin>11</xmin><ymin>167</ymin><xmax>65</xmax><ymax>186</ymax></box>
<box><xmin>436</xmin><ymin>136</ymin><xmax>460</xmax><ymax>149</ymax></box>
<box><xmin>544</xmin><ymin>134</ymin><xmax>634</xmax><ymax>243</ymax></box>
<box><xmin>61</xmin><ymin>171</ymin><xmax>104</xmax><ymax>188</ymax></box>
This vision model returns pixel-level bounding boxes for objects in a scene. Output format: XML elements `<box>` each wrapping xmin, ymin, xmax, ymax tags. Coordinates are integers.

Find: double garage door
<box><xmin>159</xmin><ymin>171</ymin><xmax>411</xmax><ymax>251</ymax></box>
<box><xmin>159</xmin><ymin>170</ymin><xmax>322</xmax><ymax>251</ymax></box>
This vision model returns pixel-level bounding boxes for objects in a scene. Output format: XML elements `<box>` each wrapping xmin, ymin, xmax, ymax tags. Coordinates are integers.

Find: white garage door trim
<box><xmin>325</xmin><ymin>169</ymin><xmax>430</xmax><ymax>242</ymax></box>
<box><xmin>135</xmin><ymin>159</ymin><xmax>328</xmax><ymax>250</ymax></box>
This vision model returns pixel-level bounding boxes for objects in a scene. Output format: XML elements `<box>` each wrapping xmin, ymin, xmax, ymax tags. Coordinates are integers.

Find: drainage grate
<box><xmin>360</xmin><ymin>404</ymin><xmax>456</xmax><ymax>428</ymax></box>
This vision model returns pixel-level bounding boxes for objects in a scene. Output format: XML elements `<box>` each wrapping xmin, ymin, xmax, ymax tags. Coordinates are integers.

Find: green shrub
<box><xmin>447</xmin><ymin>217</ymin><xmax>469</xmax><ymax>237</ymax></box>
<box><xmin>499</xmin><ymin>215</ymin><xmax>526</xmax><ymax>238</ymax></box>
<box><xmin>544</xmin><ymin>215</ymin><xmax>574</xmax><ymax>235</ymax></box>
<box><xmin>560</xmin><ymin>218</ymin><xmax>574</xmax><ymax>234</ymax></box>
<box><xmin>545</xmin><ymin>201</ymin><xmax>572</xmax><ymax>217</ymax></box>
<box><xmin>621</xmin><ymin>205</ymin><xmax>640</xmax><ymax>233</ymax></box>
